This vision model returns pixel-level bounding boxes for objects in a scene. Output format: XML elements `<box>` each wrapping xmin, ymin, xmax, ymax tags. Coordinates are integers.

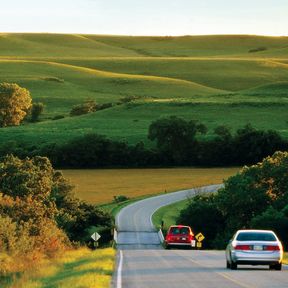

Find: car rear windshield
<box><xmin>236</xmin><ymin>232</ymin><xmax>276</xmax><ymax>241</ymax></box>
<box><xmin>169</xmin><ymin>227</ymin><xmax>190</xmax><ymax>235</ymax></box>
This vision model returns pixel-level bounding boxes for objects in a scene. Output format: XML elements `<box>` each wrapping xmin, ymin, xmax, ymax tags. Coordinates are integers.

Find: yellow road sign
<box><xmin>196</xmin><ymin>242</ymin><xmax>202</xmax><ymax>248</ymax></box>
<box><xmin>195</xmin><ymin>232</ymin><xmax>205</xmax><ymax>242</ymax></box>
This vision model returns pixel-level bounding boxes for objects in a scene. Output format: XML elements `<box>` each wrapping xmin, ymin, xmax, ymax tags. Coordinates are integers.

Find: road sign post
<box><xmin>195</xmin><ymin>232</ymin><xmax>205</xmax><ymax>249</ymax></box>
<box><xmin>91</xmin><ymin>232</ymin><xmax>101</xmax><ymax>242</ymax></box>
<box><xmin>90</xmin><ymin>232</ymin><xmax>101</xmax><ymax>249</ymax></box>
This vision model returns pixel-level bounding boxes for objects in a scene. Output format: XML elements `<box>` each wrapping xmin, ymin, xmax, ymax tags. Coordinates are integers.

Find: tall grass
<box><xmin>284</xmin><ymin>253</ymin><xmax>288</xmax><ymax>264</ymax></box>
<box><xmin>2</xmin><ymin>248</ymin><xmax>115</xmax><ymax>288</ymax></box>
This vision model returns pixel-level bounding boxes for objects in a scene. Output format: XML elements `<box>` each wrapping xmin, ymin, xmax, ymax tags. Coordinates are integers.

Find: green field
<box><xmin>0</xmin><ymin>33</ymin><xmax>288</xmax><ymax>145</ymax></box>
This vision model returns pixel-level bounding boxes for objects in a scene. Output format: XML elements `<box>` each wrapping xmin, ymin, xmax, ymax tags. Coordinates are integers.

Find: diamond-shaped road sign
<box><xmin>195</xmin><ymin>232</ymin><xmax>205</xmax><ymax>242</ymax></box>
<box><xmin>91</xmin><ymin>232</ymin><xmax>101</xmax><ymax>242</ymax></box>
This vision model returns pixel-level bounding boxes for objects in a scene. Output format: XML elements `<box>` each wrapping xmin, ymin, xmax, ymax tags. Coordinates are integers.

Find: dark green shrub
<box><xmin>31</xmin><ymin>102</ymin><xmax>44</xmax><ymax>122</ymax></box>
<box><xmin>52</xmin><ymin>115</ymin><xmax>65</xmax><ymax>120</ymax></box>
<box><xmin>70</xmin><ymin>100</ymin><xmax>97</xmax><ymax>116</ymax></box>
<box><xmin>114</xmin><ymin>195</ymin><xmax>129</xmax><ymax>203</ymax></box>
<box><xmin>248</xmin><ymin>47</ymin><xmax>267</xmax><ymax>53</ymax></box>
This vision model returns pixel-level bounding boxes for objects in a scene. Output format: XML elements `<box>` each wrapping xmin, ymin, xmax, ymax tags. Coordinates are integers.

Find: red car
<box><xmin>165</xmin><ymin>225</ymin><xmax>196</xmax><ymax>249</ymax></box>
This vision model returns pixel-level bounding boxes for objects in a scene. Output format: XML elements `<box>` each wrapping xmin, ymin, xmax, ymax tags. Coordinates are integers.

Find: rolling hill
<box><xmin>0</xmin><ymin>33</ymin><xmax>288</xmax><ymax>146</ymax></box>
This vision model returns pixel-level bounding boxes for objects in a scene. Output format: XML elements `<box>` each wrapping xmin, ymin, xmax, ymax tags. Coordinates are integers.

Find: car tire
<box><xmin>230</xmin><ymin>262</ymin><xmax>237</xmax><ymax>270</ymax></box>
<box><xmin>270</xmin><ymin>263</ymin><xmax>282</xmax><ymax>270</ymax></box>
<box><xmin>165</xmin><ymin>244</ymin><xmax>170</xmax><ymax>250</ymax></box>
<box><xmin>275</xmin><ymin>263</ymin><xmax>282</xmax><ymax>271</ymax></box>
<box><xmin>226</xmin><ymin>260</ymin><xmax>231</xmax><ymax>269</ymax></box>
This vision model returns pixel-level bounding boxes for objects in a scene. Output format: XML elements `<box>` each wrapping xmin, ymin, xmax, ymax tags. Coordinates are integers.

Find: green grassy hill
<box><xmin>0</xmin><ymin>33</ymin><xmax>288</xmax><ymax>146</ymax></box>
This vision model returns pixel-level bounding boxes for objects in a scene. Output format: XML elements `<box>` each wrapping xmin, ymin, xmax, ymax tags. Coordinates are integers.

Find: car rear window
<box><xmin>170</xmin><ymin>227</ymin><xmax>189</xmax><ymax>235</ymax></box>
<box><xmin>236</xmin><ymin>232</ymin><xmax>276</xmax><ymax>241</ymax></box>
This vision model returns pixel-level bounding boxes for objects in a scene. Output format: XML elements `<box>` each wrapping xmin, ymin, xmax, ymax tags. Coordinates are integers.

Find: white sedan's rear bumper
<box><xmin>231</xmin><ymin>250</ymin><xmax>282</xmax><ymax>264</ymax></box>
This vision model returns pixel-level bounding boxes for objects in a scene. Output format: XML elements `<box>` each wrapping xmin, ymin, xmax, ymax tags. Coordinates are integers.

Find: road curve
<box><xmin>112</xmin><ymin>184</ymin><xmax>288</xmax><ymax>288</ymax></box>
<box><xmin>116</xmin><ymin>184</ymin><xmax>221</xmax><ymax>249</ymax></box>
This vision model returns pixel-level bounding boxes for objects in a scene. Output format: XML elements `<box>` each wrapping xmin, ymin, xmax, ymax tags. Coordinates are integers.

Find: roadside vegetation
<box><xmin>284</xmin><ymin>253</ymin><xmax>288</xmax><ymax>264</ymax></box>
<box><xmin>1</xmin><ymin>248</ymin><xmax>115</xmax><ymax>288</ymax></box>
<box><xmin>152</xmin><ymin>199</ymin><xmax>189</xmax><ymax>235</ymax></box>
<box><xmin>158</xmin><ymin>152</ymin><xmax>288</xmax><ymax>250</ymax></box>
<box><xmin>0</xmin><ymin>156</ymin><xmax>113</xmax><ymax>287</ymax></box>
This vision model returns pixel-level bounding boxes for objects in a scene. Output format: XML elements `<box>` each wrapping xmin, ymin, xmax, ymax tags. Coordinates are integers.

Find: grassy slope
<box><xmin>152</xmin><ymin>199</ymin><xmax>189</xmax><ymax>233</ymax></box>
<box><xmin>2</xmin><ymin>102</ymin><xmax>288</xmax><ymax>145</ymax></box>
<box><xmin>3</xmin><ymin>248</ymin><xmax>115</xmax><ymax>288</ymax></box>
<box><xmin>58</xmin><ymin>57</ymin><xmax>288</xmax><ymax>91</ymax></box>
<box><xmin>0</xmin><ymin>59</ymin><xmax>223</xmax><ymax>114</ymax></box>
<box><xmin>0</xmin><ymin>33</ymin><xmax>288</xmax><ymax>145</ymax></box>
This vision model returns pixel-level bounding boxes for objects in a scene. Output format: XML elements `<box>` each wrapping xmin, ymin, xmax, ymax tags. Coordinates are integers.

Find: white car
<box><xmin>226</xmin><ymin>229</ymin><xmax>283</xmax><ymax>270</ymax></box>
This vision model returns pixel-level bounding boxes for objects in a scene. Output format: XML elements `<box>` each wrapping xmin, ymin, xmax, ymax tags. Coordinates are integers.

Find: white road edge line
<box><xmin>117</xmin><ymin>250</ymin><xmax>123</xmax><ymax>288</ymax></box>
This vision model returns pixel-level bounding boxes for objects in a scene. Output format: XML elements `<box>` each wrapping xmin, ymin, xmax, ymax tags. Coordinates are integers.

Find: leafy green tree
<box><xmin>198</xmin><ymin>126</ymin><xmax>235</xmax><ymax>166</ymax></box>
<box><xmin>216</xmin><ymin>151</ymin><xmax>288</xmax><ymax>243</ymax></box>
<box><xmin>0</xmin><ymin>155</ymin><xmax>112</xmax><ymax>255</ymax></box>
<box><xmin>31</xmin><ymin>102</ymin><xmax>44</xmax><ymax>122</ymax></box>
<box><xmin>0</xmin><ymin>83</ymin><xmax>32</xmax><ymax>127</ymax></box>
<box><xmin>0</xmin><ymin>155</ymin><xmax>68</xmax><ymax>253</ymax></box>
<box><xmin>250</xmin><ymin>206</ymin><xmax>288</xmax><ymax>249</ymax></box>
<box><xmin>233</xmin><ymin>124</ymin><xmax>284</xmax><ymax>164</ymax></box>
<box><xmin>148</xmin><ymin>116</ymin><xmax>207</xmax><ymax>164</ymax></box>
<box><xmin>177</xmin><ymin>194</ymin><xmax>224</xmax><ymax>248</ymax></box>
<box><xmin>0</xmin><ymin>155</ymin><xmax>55</xmax><ymax>203</ymax></box>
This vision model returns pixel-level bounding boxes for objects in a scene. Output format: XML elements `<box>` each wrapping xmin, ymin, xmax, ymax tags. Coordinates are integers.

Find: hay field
<box><xmin>62</xmin><ymin>167</ymin><xmax>239</xmax><ymax>204</ymax></box>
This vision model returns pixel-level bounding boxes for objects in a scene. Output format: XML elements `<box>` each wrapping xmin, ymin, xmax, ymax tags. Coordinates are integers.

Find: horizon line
<box><xmin>0</xmin><ymin>31</ymin><xmax>287</xmax><ymax>38</ymax></box>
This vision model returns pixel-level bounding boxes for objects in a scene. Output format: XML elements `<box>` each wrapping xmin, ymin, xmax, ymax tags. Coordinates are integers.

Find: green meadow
<box><xmin>0</xmin><ymin>33</ymin><xmax>288</xmax><ymax>145</ymax></box>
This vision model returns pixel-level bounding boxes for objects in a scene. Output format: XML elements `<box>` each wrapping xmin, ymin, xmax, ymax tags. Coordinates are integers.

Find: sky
<box><xmin>0</xmin><ymin>0</ymin><xmax>287</xmax><ymax>36</ymax></box>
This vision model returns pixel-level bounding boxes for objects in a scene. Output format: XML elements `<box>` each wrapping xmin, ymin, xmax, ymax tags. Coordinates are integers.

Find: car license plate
<box><xmin>254</xmin><ymin>245</ymin><xmax>263</xmax><ymax>251</ymax></box>
<box><xmin>181</xmin><ymin>237</ymin><xmax>186</xmax><ymax>240</ymax></box>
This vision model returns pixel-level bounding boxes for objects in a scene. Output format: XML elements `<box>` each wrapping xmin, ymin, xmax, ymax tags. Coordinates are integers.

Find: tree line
<box><xmin>1</xmin><ymin>116</ymin><xmax>287</xmax><ymax>168</ymax></box>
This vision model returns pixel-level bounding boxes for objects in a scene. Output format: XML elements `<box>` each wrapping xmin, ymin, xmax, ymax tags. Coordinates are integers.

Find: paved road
<box><xmin>116</xmin><ymin>184</ymin><xmax>221</xmax><ymax>249</ymax></box>
<box><xmin>116</xmin><ymin>249</ymin><xmax>288</xmax><ymax>288</ymax></box>
<box><xmin>112</xmin><ymin>185</ymin><xmax>288</xmax><ymax>288</ymax></box>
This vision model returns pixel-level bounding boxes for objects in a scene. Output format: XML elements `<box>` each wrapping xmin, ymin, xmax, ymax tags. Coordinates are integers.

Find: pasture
<box><xmin>0</xmin><ymin>33</ymin><xmax>288</xmax><ymax>146</ymax></box>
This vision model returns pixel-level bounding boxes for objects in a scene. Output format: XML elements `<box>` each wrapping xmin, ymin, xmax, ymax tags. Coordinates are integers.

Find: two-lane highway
<box><xmin>116</xmin><ymin>185</ymin><xmax>220</xmax><ymax>249</ymax></box>
<box><xmin>112</xmin><ymin>185</ymin><xmax>288</xmax><ymax>288</ymax></box>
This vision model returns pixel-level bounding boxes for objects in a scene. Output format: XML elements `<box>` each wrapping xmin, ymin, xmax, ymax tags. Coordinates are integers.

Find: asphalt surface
<box><xmin>112</xmin><ymin>185</ymin><xmax>288</xmax><ymax>288</ymax></box>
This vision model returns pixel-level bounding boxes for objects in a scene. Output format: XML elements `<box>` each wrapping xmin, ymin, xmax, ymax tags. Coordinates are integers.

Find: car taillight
<box><xmin>188</xmin><ymin>234</ymin><xmax>194</xmax><ymax>241</ymax></box>
<box><xmin>264</xmin><ymin>245</ymin><xmax>280</xmax><ymax>251</ymax></box>
<box><xmin>234</xmin><ymin>245</ymin><xmax>252</xmax><ymax>250</ymax></box>
<box><xmin>166</xmin><ymin>235</ymin><xmax>172</xmax><ymax>241</ymax></box>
